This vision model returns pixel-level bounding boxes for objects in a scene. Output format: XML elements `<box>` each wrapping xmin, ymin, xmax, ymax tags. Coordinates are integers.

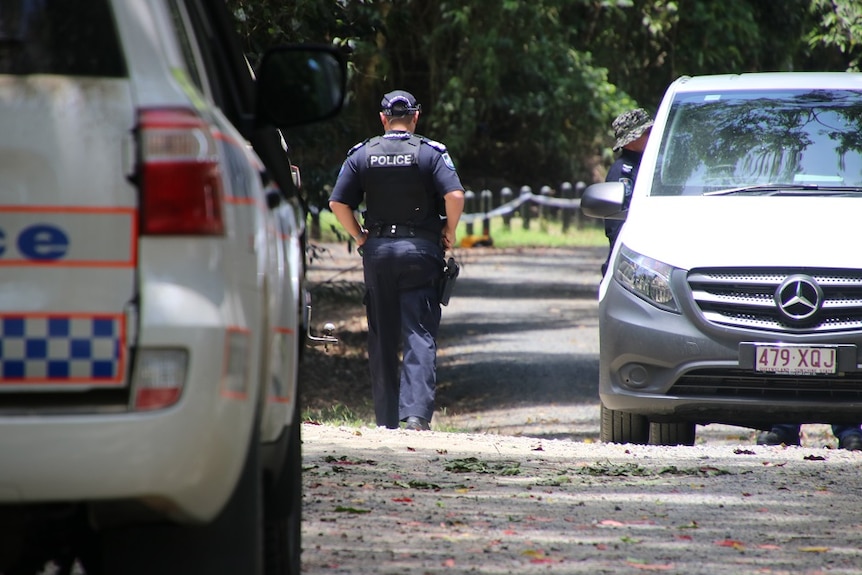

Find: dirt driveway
<box><xmin>300</xmin><ymin>243</ymin><xmax>862</xmax><ymax>574</ymax></box>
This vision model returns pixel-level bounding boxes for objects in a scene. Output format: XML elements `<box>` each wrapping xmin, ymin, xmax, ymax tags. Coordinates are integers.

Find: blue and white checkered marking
<box><xmin>0</xmin><ymin>316</ymin><xmax>122</xmax><ymax>383</ymax></box>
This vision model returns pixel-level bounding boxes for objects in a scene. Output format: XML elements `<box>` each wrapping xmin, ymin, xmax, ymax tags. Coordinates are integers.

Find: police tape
<box><xmin>459</xmin><ymin>191</ymin><xmax>582</xmax><ymax>224</ymax></box>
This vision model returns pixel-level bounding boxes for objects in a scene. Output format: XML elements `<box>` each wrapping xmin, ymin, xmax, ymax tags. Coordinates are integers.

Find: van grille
<box><xmin>687</xmin><ymin>269</ymin><xmax>862</xmax><ymax>333</ymax></box>
<box><xmin>670</xmin><ymin>369</ymin><xmax>862</xmax><ymax>401</ymax></box>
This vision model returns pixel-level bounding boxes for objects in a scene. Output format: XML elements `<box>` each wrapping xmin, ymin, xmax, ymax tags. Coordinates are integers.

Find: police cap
<box><xmin>381</xmin><ymin>90</ymin><xmax>421</xmax><ymax>116</ymax></box>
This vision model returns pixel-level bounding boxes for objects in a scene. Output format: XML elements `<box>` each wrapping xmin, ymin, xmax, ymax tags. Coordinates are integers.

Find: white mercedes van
<box><xmin>582</xmin><ymin>72</ymin><xmax>862</xmax><ymax>446</ymax></box>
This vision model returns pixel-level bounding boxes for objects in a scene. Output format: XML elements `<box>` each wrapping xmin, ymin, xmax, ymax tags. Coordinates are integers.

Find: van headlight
<box><xmin>614</xmin><ymin>245</ymin><xmax>679</xmax><ymax>312</ymax></box>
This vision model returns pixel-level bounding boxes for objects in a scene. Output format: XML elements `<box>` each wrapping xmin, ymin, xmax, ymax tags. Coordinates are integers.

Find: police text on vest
<box><xmin>369</xmin><ymin>154</ymin><xmax>414</xmax><ymax>166</ymax></box>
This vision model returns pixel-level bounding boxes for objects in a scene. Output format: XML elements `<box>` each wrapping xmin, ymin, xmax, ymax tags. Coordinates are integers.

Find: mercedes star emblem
<box><xmin>774</xmin><ymin>274</ymin><xmax>823</xmax><ymax>323</ymax></box>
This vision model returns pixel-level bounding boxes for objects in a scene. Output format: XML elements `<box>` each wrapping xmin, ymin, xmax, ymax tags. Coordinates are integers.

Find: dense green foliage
<box><xmin>227</xmin><ymin>0</ymin><xmax>862</xmax><ymax>209</ymax></box>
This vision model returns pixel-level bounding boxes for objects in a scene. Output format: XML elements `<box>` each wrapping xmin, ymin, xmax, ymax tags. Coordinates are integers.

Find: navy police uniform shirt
<box><xmin>604</xmin><ymin>147</ymin><xmax>644</xmax><ymax>244</ymax></box>
<box><xmin>329</xmin><ymin>130</ymin><xmax>463</xmax><ymax>227</ymax></box>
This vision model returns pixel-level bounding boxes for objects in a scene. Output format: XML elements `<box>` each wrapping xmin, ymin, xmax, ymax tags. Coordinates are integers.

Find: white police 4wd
<box><xmin>582</xmin><ymin>72</ymin><xmax>862</xmax><ymax>446</ymax></box>
<box><xmin>0</xmin><ymin>1</ymin><xmax>344</xmax><ymax>573</ymax></box>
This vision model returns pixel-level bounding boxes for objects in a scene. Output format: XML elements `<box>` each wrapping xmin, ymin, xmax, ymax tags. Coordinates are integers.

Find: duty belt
<box><xmin>370</xmin><ymin>223</ymin><xmax>440</xmax><ymax>243</ymax></box>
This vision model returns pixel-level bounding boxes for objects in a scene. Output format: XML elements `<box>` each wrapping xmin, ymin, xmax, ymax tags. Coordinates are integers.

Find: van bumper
<box><xmin>598</xmin><ymin>278</ymin><xmax>862</xmax><ymax>427</ymax></box>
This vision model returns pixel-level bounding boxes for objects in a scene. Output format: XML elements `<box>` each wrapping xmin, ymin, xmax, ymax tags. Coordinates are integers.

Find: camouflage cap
<box><xmin>612</xmin><ymin>108</ymin><xmax>653</xmax><ymax>152</ymax></box>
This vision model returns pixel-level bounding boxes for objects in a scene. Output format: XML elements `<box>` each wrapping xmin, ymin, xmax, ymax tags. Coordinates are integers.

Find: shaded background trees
<box><xmin>227</xmin><ymin>0</ymin><xmax>862</xmax><ymax>209</ymax></box>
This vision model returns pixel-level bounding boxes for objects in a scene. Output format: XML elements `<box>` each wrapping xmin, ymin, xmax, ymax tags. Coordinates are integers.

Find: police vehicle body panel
<box><xmin>584</xmin><ymin>72</ymin><xmax>862</xmax><ymax>444</ymax></box>
<box><xmin>0</xmin><ymin>0</ymin><xmax>262</xmax><ymax>520</ymax></box>
<box><xmin>0</xmin><ymin>0</ymin><xmax>344</xmax><ymax>571</ymax></box>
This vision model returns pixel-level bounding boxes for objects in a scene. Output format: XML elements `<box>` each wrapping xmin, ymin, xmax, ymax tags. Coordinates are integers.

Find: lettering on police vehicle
<box><xmin>0</xmin><ymin>224</ymin><xmax>69</xmax><ymax>261</ymax></box>
<box><xmin>368</xmin><ymin>154</ymin><xmax>415</xmax><ymax>167</ymax></box>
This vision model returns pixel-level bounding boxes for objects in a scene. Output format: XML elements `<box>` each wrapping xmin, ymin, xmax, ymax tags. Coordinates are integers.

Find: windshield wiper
<box><xmin>704</xmin><ymin>183</ymin><xmax>824</xmax><ymax>196</ymax></box>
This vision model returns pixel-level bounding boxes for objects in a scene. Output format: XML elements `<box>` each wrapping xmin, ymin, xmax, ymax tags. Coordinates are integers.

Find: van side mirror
<box><xmin>254</xmin><ymin>45</ymin><xmax>346</xmax><ymax>129</ymax></box>
<box><xmin>581</xmin><ymin>181</ymin><xmax>628</xmax><ymax>220</ymax></box>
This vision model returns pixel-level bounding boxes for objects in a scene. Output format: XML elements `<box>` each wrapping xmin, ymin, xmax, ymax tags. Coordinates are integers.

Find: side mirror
<box><xmin>580</xmin><ymin>181</ymin><xmax>628</xmax><ymax>220</ymax></box>
<box><xmin>255</xmin><ymin>45</ymin><xmax>347</xmax><ymax>129</ymax></box>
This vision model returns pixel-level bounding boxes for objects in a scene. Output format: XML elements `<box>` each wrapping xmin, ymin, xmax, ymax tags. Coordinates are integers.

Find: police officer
<box><xmin>328</xmin><ymin>89</ymin><xmax>465</xmax><ymax>431</ymax></box>
<box><xmin>602</xmin><ymin>108</ymin><xmax>653</xmax><ymax>276</ymax></box>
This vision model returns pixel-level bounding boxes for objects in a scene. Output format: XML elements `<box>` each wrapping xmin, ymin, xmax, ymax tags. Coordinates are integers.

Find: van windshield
<box><xmin>651</xmin><ymin>89</ymin><xmax>862</xmax><ymax>196</ymax></box>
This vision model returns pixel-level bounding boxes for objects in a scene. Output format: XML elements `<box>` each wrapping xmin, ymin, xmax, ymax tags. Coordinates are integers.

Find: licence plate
<box><xmin>755</xmin><ymin>345</ymin><xmax>837</xmax><ymax>375</ymax></box>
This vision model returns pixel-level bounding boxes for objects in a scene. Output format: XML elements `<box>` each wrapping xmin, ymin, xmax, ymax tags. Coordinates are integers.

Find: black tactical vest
<box><xmin>360</xmin><ymin>133</ymin><xmax>434</xmax><ymax>227</ymax></box>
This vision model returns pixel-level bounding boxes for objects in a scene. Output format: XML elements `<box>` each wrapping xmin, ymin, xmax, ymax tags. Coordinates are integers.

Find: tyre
<box><xmin>0</xmin><ymin>505</ymin><xmax>98</xmax><ymax>575</ymax></box>
<box><xmin>649</xmin><ymin>421</ymin><xmax>696</xmax><ymax>446</ymax></box>
<box><xmin>98</xmin><ymin>428</ymin><xmax>264</xmax><ymax>575</ymax></box>
<box><xmin>599</xmin><ymin>403</ymin><xmax>649</xmax><ymax>444</ymax></box>
<box><xmin>263</xmin><ymin>401</ymin><xmax>303</xmax><ymax>575</ymax></box>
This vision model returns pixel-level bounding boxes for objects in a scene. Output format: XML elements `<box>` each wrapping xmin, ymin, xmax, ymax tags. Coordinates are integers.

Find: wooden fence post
<box><xmin>464</xmin><ymin>189</ymin><xmax>476</xmax><ymax>236</ymax></box>
<box><xmin>519</xmin><ymin>185</ymin><xmax>532</xmax><ymax>230</ymax></box>
<box><xmin>500</xmin><ymin>187</ymin><xmax>513</xmax><ymax>229</ymax></box>
<box><xmin>560</xmin><ymin>181</ymin><xmax>573</xmax><ymax>232</ymax></box>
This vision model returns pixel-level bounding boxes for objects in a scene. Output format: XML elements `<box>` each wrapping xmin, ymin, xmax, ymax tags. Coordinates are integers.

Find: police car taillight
<box><xmin>138</xmin><ymin>109</ymin><xmax>225</xmax><ymax>235</ymax></box>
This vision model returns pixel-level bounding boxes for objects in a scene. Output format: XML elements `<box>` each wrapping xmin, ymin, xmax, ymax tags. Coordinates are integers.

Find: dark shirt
<box><xmin>604</xmin><ymin>148</ymin><xmax>644</xmax><ymax>244</ymax></box>
<box><xmin>329</xmin><ymin>130</ymin><xmax>463</xmax><ymax>230</ymax></box>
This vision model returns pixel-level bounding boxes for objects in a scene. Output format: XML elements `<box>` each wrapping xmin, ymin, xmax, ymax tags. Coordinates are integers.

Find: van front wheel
<box><xmin>599</xmin><ymin>403</ymin><xmax>649</xmax><ymax>444</ymax></box>
<box><xmin>649</xmin><ymin>421</ymin><xmax>696</xmax><ymax>446</ymax></box>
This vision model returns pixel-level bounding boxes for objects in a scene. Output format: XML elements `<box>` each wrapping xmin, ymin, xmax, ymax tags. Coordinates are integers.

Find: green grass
<box><xmin>302</xmin><ymin>403</ymin><xmax>464</xmax><ymax>432</ymax></box>
<box><xmin>464</xmin><ymin>215</ymin><xmax>605</xmax><ymax>248</ymax></box>
<box><xmin>302</xmin><ymin>403</ymin><xmax>370</xmax><ymax>428</ymax></box>
<box><xmin>309</xmin><ymin>209</ymin><xmax>606</xmax><ymax>248</ymax></box>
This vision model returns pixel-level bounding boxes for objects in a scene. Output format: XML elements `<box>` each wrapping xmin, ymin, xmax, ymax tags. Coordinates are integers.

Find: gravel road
<box><xmin>300</xmin><ymin>243</ymin><xmax>862</xmax><ymax>574</ymax></box>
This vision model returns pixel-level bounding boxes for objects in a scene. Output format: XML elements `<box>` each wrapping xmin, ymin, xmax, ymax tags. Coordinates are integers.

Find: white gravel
<box><xmin>301</xmin><ymin>423</ymin><xmax>862</xmax><ymax>574</ymax></box>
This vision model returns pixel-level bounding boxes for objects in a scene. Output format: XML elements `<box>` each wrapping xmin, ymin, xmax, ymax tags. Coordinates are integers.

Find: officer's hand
<box><xmin>353</xmin><ymin>228</ymin><xmax>368</xmax><ymax>252</ymax></box>
<box><xmin>442</xmin><ymin>227</ymin><xmax>456</xmax><ymax>250</ymax></box>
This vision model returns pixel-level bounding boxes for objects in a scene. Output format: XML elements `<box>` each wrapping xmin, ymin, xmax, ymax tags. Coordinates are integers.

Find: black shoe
<box><xmin>404</xmin><ymin>416</ymin><xmax>430</xmax><ymax>431</ymax></box>
<box><xmin>756</xmin><ymin>430</ymin><xmax>800</xmax><ymax>446</ymax></box>
<box><xmin>839</xmin><ymin>433</ymin><xmax>862</xmax><ymax>451</ymax></box>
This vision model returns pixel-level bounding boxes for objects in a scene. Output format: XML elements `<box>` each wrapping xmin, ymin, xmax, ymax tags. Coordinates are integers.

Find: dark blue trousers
<box><xmin>362</xmin><ymin>237</ymin><xmax>443</xmax><ymax>428</ymax></box>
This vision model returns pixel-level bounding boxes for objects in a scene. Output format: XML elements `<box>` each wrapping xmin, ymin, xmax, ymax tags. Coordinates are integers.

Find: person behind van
<box><xmin>601</xmin><ymin>108</ymin><xmax>653</xmax><ymax>276</ymax></box>
<box><xmin>328</xmin><ymin>89</ymin><xmax>465</xmax><ymax>431</ymax></box>
<box><xmin>758</xmin><ymin>423</ymin><xmax>862</xmax><ymax>450</ymax></box>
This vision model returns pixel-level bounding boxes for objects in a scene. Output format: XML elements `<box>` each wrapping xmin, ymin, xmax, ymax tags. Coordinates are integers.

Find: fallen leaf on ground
<box><xmin>521</xmin><ymin>549</ymin><xmax>547</xmax><ymax>558</ymax></box>
<box><xmin>625</xmin><ymin>558</ymin><xmax>674</xmax><ymax>570</ymax></box>
<box><xmin>324</xmin><ymin>455</ymin><xmax>377</xmax><ymax>466</ymax></box>
<box><xmin>334</xmin><ymin>506</ymin><xmax>371</xmax><ymax>514</ymax></box>
<box><xmin>715</xmin><ymin>539</ymin><xmax>745</xmax><ymax>549</ymax></box>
